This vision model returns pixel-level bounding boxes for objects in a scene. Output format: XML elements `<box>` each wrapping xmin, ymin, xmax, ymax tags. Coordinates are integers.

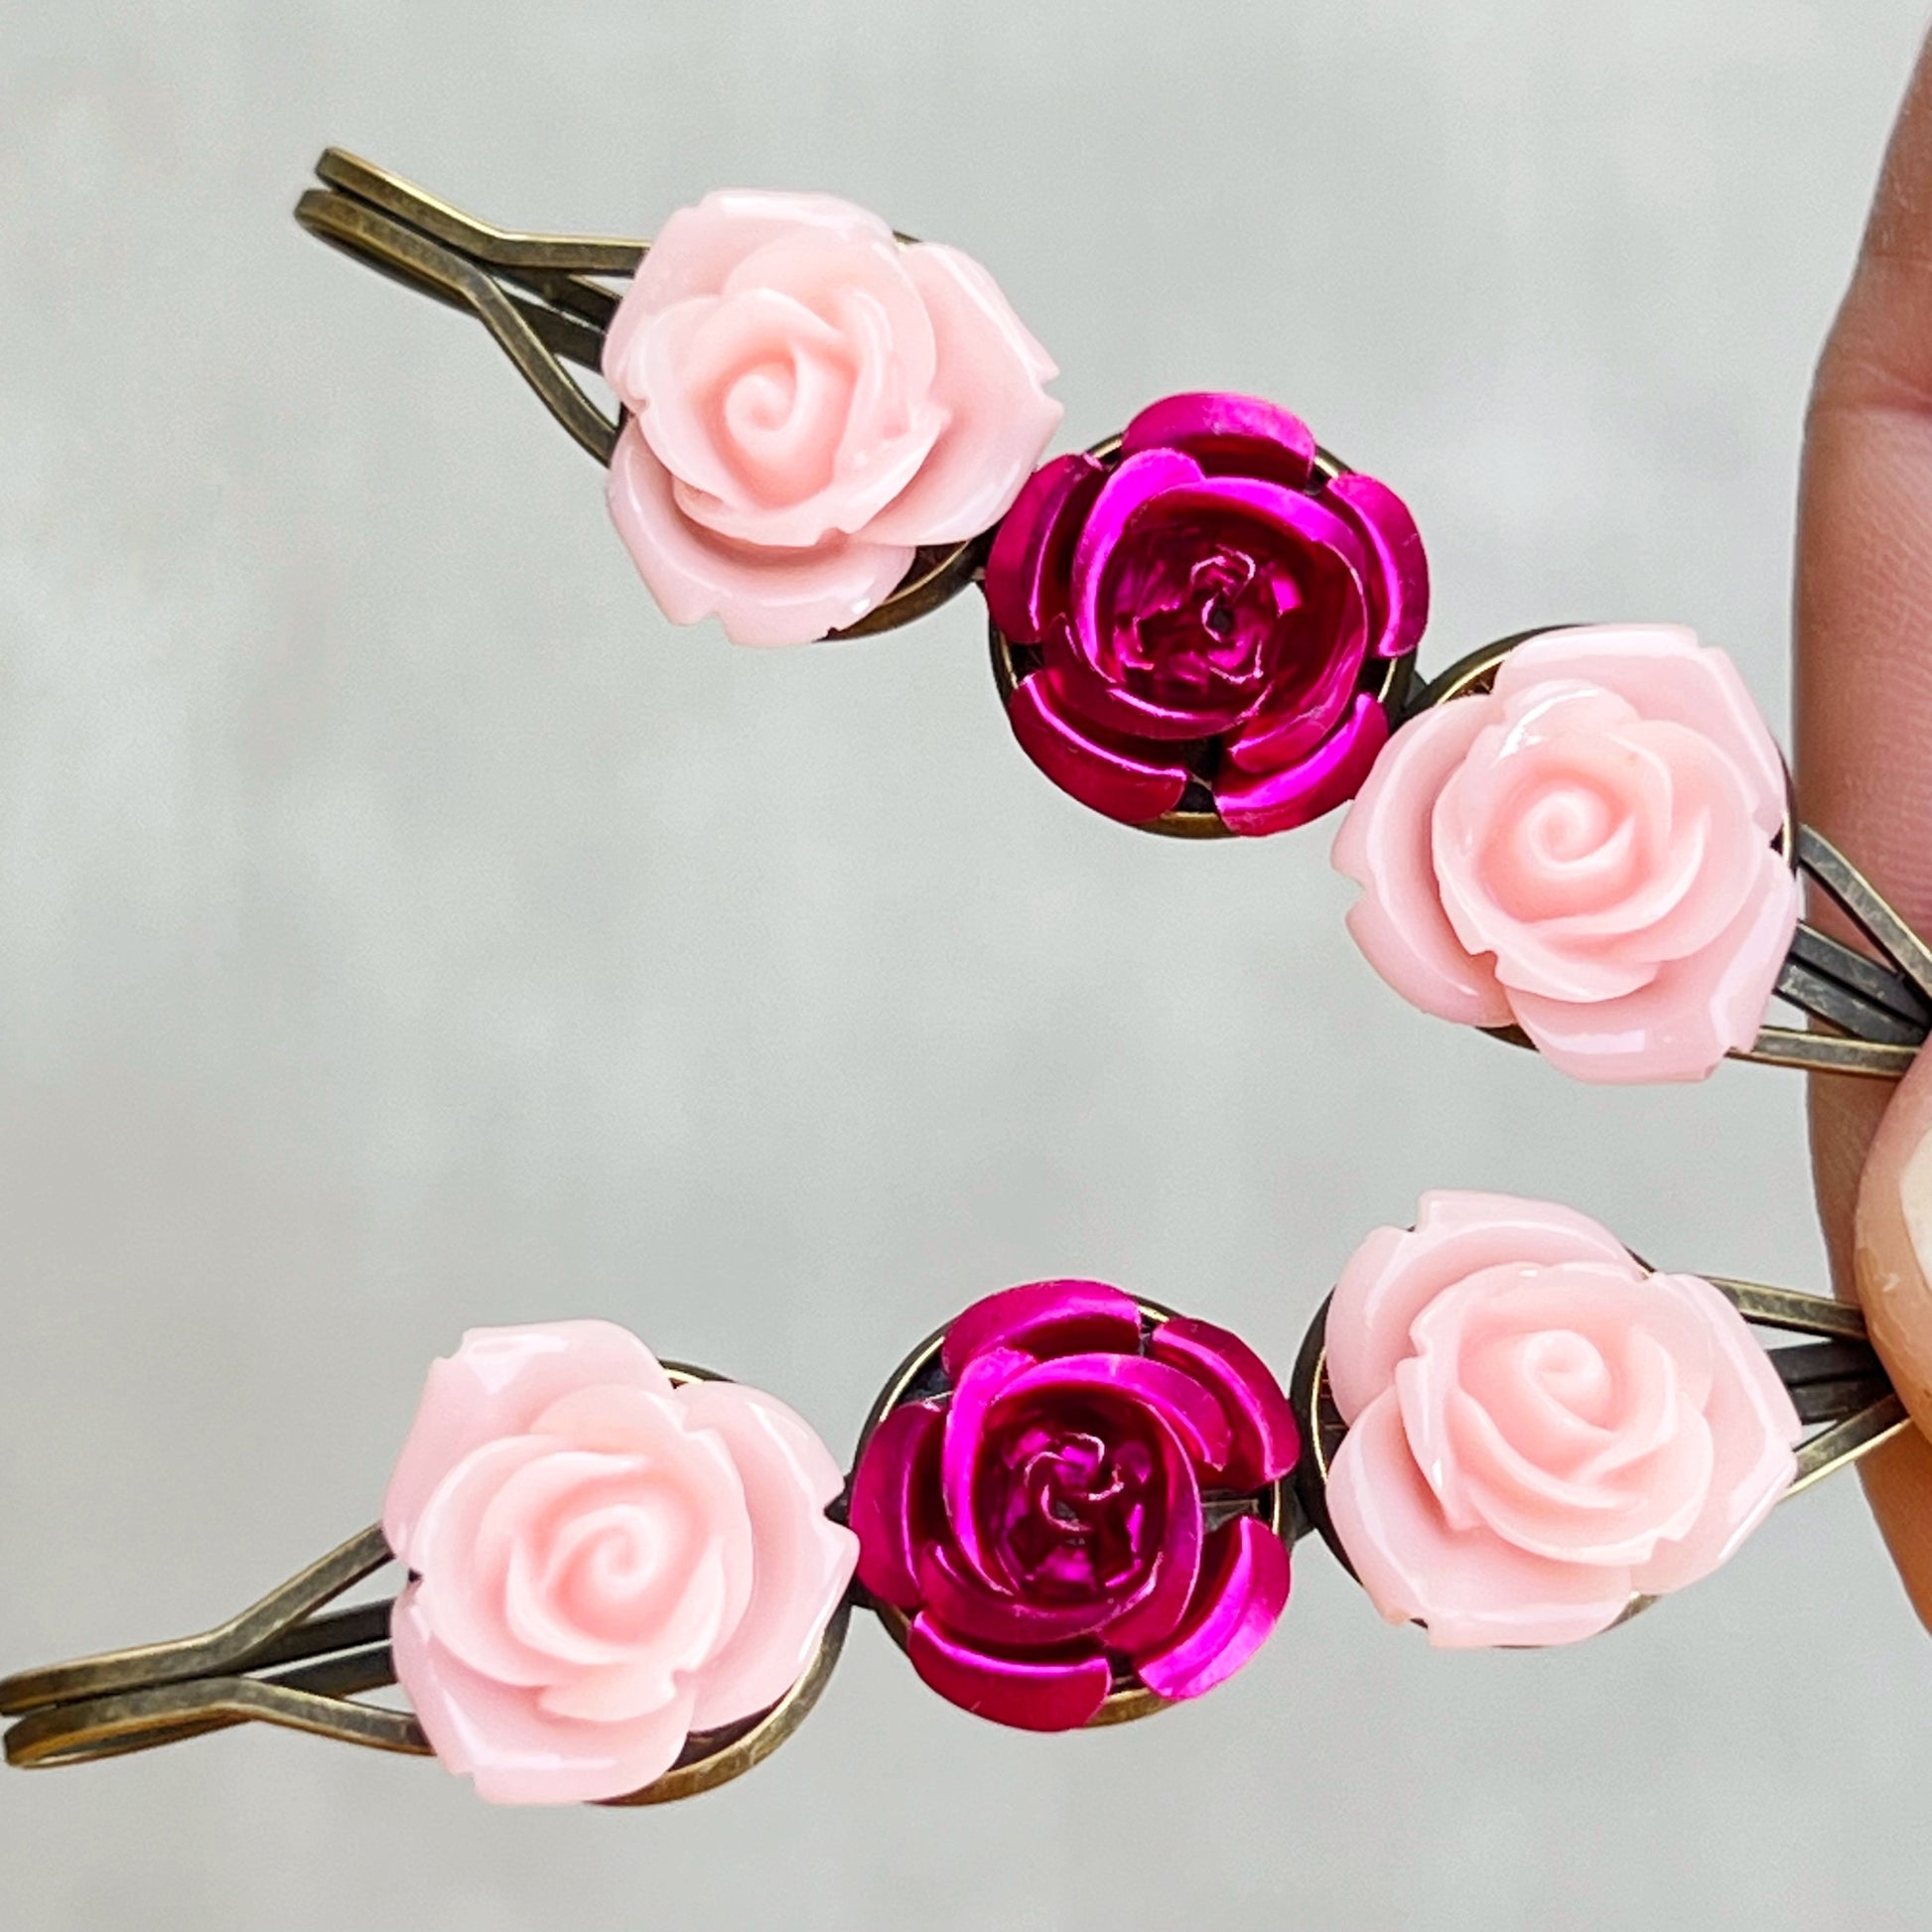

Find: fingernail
<box><xmin>1854</xmin><ymin>1047</ymin><xmax>1932</xmax><ymax>1421</ymax></box>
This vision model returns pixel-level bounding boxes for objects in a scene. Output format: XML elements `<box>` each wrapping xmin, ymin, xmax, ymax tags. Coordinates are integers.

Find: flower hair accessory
<box><xmin>985</xmin><ymin>396</ymin><xmax>1426</xmax><ymax>836</ymax></box>
<box><xmin>295</xmin><ymin>152</ymin><xmax>1429</xmax><ymax>838</ymax></box>
<box><xmin>848</xmin><ymin>1281</ymin><xmax>1300</xmax><ymax>1729</ymax></box>
<box><xmin>1</xmin><ymin>1222</ymin><xmax>1901</xmax><ymax>1806</ymax></box>
<box><xmin>1332</xmin><ymin>623</ymin><xmax>1932</xmax><ymax>1081</ymax></box>
<box><xmin>293</xmin><ymin>156</ymin><xmax>1932</xmax><ymax>941</ymax></box>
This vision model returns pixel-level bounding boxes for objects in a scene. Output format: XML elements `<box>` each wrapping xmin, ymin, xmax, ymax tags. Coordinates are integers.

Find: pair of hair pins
<box><xmin>1</xmin><ymin>155</ymin><xmax>1922</xmax><ymax>1811</ymax></box>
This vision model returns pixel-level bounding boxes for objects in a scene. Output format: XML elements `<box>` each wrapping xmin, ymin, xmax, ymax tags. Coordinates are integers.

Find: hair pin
<box><xmin>294</xmin><ymin>157</ymin><xmax>1929</xmax><ymax>1080</ymax></box>
<box><xmin>2</xmin><ymin>1196</ymin><xmax>1902</xmax><ymax>1807</ymax></box>
<box><xmin>293</xmin><ymin>152</ymin><xmax>1431</xmax><ymax>835</ymax></box>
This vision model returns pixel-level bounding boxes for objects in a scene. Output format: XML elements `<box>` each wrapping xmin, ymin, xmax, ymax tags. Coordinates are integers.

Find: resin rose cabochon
<box><xmin>1320</xmin><ymin>1192</ymin><xmax>1801</xmax><ymax>1646</ymax></box>
<box><xmin>384</xmin><ymin>1322</ymin><xmax>857</xmax><ymax>1804</ymax></box>
<box><xmin>1333</xmin><ymin>625</ymin><xmax>1799</xmax><ymax>1082</ymax></box>
<box><xmin>603</xmin><ymin>190</ymin><xmax>1062</xmax><ymax>646</ymax></box>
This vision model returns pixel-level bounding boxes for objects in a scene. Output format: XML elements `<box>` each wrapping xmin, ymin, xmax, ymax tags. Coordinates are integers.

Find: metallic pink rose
<box><xmin>984</xmin><ymin>393</ymin><xmax>1429</xmax><ymax>834</ymax></box>
<box><xmin>602</xmin><ymin>190</ymin><xmax>1062</xmax><ymax>646</ymax></box>
<box><xmin>383</xmin><ymin>1321</ymin><xmax>857</xmax><ymax>1804</ymax></box>
<box><xmin>849</xmin><ymin>1280</ymin><xmax>1298</xmax><ymax>1730</ymax></box>
<box><xmin>1333</xmin><ymin>623</ymin><xmax>1800</xmax><ymax>1082</ymax></box>
<box><xmin>1323</xmin><ymin>1192</ymin><xmax>1801</xmax><ymax>1648</ymax></box>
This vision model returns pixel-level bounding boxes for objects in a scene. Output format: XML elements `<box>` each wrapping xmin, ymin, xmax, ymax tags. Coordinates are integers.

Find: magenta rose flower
<box><xmin>984</xmin><ymin>393</ymin><xmax>1429</xmax><ymax>834</ymax></box>
<box><xmin>848</xmin><ymin>1280</ymin><xmax>1299</xmax><ymax>1730</ymax></box>
<box><xmin>1322</xmin><ymin>1192</ymin><xmax>1801</xmax><ymax>1648</ymax></box>
<box><xmin>383</xmin><ymin>1321</ymin><xmax>858</xmax><ymax>1804</ymax></box>
<box><xmin>1332</xmin><ymin>623</ymin><xmax>1800</xmax><ymax>1082</ymax></box>
<box><xmin>602</xmin><ymin>190</ymin><xmax>1062</xmax><ymax>647</ymax></box>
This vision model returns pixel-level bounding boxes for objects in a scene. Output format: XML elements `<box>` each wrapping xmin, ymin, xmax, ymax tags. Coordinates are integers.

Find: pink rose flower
<box><xmin>1322</xmin><ymin>1191</ymin><xmax>1801</xmax><ymax>1648</ymax></box>
<box><xmin>849</xmin><ymin>1280</ymin><xmax>1298</xmax><ymax>1731</ymax></box>
<box><xmin>1331</xmin><ymin>623</ymin><xmax>1800</xmax><ymax>1082</ymax></box>
<box><xmin>601</xmin><ymin>190</ymin><xmax>1062</xmax><ymax>647</ymax></box>
<box><xmin>985</xmin><ymin>392</ymin><xmax>1428</xmax><ymax>834</ymax></box>
<box><xmin>383</xmin><ymin>1321</ymin><xmax>857</xmax><ymax>1805</ymax></box>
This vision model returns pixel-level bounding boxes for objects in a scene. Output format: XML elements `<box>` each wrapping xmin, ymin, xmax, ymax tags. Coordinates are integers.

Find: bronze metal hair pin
<box><xmin>0</xmin><ymin>1239</ymin><xmax>1906</xmax><ymax>1804</ymax></box>
<box><xmin>293</xmin><ymin>150</ymin><xmax>987</xmax><ymax>639</ymax></box>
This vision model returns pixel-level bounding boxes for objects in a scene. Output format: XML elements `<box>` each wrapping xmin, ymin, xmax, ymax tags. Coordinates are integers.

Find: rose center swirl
<box><xmin>987</xmin><ymin>1418</ymin><xmax>1161</xmax><ymax>1599</ymax></box>
<box><xmin>1483</xmin><ymin>774</ymin><xmax>1647</xmax><ymax>920</ymax></box>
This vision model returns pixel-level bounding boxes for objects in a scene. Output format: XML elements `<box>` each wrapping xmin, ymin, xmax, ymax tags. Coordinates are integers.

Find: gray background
<box><xmin>1</xmin><ymin>2</ymin><xmax>1926</xmax><ymax>1927</ymax></box>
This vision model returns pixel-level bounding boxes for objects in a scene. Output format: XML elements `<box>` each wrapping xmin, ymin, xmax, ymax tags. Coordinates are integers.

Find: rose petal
<box><xmin>1120</xmin><ymin>392</ymin><xmax>1315</xmax><ymax>489</ymax></box>
<box><xmin>1215</xmin><ymin>689</ymin><xmax>1390</xmax><ymax>838</ymax></box>
<box><xmin>1216</xmin><ymin>583</ymin><xmax>1371</xmax><ymax>773</ymax></box>
<box><xmin>1331</xmin><ymin>698</ymin><xmax>1515</xmax><ymax>1028</ymax></box>
<box><xmin>1146</xmin><ymin>1315</ymin><xmax>1301</xmax><ymax>1487</ymax></box>
<box><xmin>673</xmin><ymin>1381</ymin><xmax>858</xmax><ymax>1731</ymax></box>
<box><xmin>392</xmin><ymin>1585</ymin><xmax>699</xmax><ymax>1806</ymax></box>
<box><xmin>611</xmin><ymin>191</ymin><xmax>891</xmax><ymax>331</ymax></box>
<box><xmin>1432</xmin><ymin>702</ymin><xmax>1765</xmax><ymax>1003</ymax></box>
<box><xmin>987</xmin><ymin>1353</ymin><xmax>1235</xmax><ymax>1470</ymax></box>
<box><xmin>1323</xmin><ymin>472</ymin><xmax>1431</xmax><ymax>660</ymax></box>
<box><xmin>1325</xmin><ymin>1391</ymin><xmax>1634</xmax><ymax>1649</ymax></box>
<box><xmin>864</xmin><ymin>242</ymin><xmax>1064</xmax><ymax>546</ymax></box>
<box><xmin>1064</xmin><ymin>448</ymin><xmax>1209</xmax><ymax>673</ymax></box>
<box><xmin>1090</xmin><ymin>1425</ymin><xmax>1204</xmax><ymax>1655</ymax></box>
<box><xmin>1069</xmin><ymin>476</ymin><xmax>1368</xmax><ymax>701</ymax></box>
<box><xmin>850</xmin><ymin>1399</ymin><xmax>945</xmax><ymax>1610</ymax></box>
<box><xmin>530</xmin><ymin>1382</ymin><xmax>756</xmax><ymax>1668</ymax></box>
<box><xmin>940</xmin><ymin>1279</ymin><xmax>1144</xmax><ymax>1380</ymax></box>
<box><xmin>983</xmin><ymin>453</ymin><xmax>1107</xmax><ymax>643</ymax></box>
<box><xmin>904</xmin><ymin>1614</ymin><xmax>1113</xmax><ymax>1730</ymax></box>
<box><xmin>1324</xmin><ymin>1190</ymin><xmax>1642</xmax><ymax>1422</ymax></box>
<box><xmin>384</xmin><ymin>1321</ymin><xmax>676</xmax><ymax>1557</ymax></box>
<box><xmin>606</xmin><ymin>423</ymin><xmax>913</xmax><ymax>646</ymax></box>
<box><xmin>939</xmin><ymin>1345</ymin><xmax>1035</xmax><ymax>1587</ymax></box>
<box><xmin>1630</xmin><ymin>1274</ymin><xmax>1800</xmax><ymax>1594</ymax></box>
<box><xmin>638</xmin><ymin>284</ymin><xmax>944</xmax><ymax>549</ymax></box>
<box><xmin>913</xmin><ymin>1539</ymin><xmax>1125</xmax><ymax>1646</ymax></box>
<box><xmin>604</xmin><ymin>189</ymin><xmax>898</xmax><ymax>393</ymax></box>
<box><xmin>1040</xmin><ymin>634</ymin><xmax>1249</xmax><ymax>744</ymax></box>
<box><xmin>1134</xmin><ymin>1516</ymin><xmax>1291</xmax><ymax>1701</ymax></box>
<box><xmin>1005</xmin><ymin>667</ymin><xmax>1192</xmax><ymax>824</ymax></box>
<box><xmin>406</xmin><ymin>1436</ymin><xmax>580</xmax><ymax>1688</ymax></box>
<box><xmin>653</xmin><ymin>228</ymin><xmax>942</xmax><ymax>546</ymax></box>
<box><xmin>1494</xmin><ymin>625</ymin><xmax>1787</xmax><ymax>835</ymax></box>
<box><xmin>1505</xmin><ymin>846</ymin><xmax>1799</xmax><ymax>1082</ymax></box>
<box><xmin>1414</xmin><ymin>1351</ymin><xmax>1717</xmax><ymax>1566</ymax></box>
<box><xmin>535</xmin><ymin>1542</ymin><xmax>736</xmax><ymax>1723</ymax></box>
<box><xmin>629</xmin><ymin>288</ymin><xmax>848</xmax><ymax>517</ymax></box>
<box><xmin>1396</xmin><ymin>1265</ymin><xmax>1722</xmax><ymax>1536</ymax></box>
<box><xmin>1429</xmin><ymin>694</ymin><xmax>1673</xmax><ymax>1004</ymax></box>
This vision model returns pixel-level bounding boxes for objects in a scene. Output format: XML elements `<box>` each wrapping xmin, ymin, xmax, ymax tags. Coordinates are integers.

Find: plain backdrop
<box><xmin>3</xmin><ymin>4</ymin><xmax>1929</xmax><ymax>1929</ymax></box>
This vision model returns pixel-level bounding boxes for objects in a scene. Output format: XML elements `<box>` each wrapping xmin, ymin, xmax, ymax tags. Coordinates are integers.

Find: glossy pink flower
<box><xmin>383</xmin><ymin>1321</ymin><xmax>857</xmax><ymax>1805</ymax></box>
<box><xmin>849</xmin><ymin>1281</ymin><xmax>1298</xmax><ymax>1730</ymax></box>
<box><xmin>1332</xmin><ymin>623</ymin><xmax>1799</xmax><ymax>1081</ymax></box>
<box><xmin>601</xmin><ymin>190</ymin><xmax>1062</xmax><ymax>646</ymax></box>
<box><xmin>984</xmin><ymin>393</ymin><xmax>1428</xmax><ymax>834</ymax></box>
<box><xmin>1323</xmin><ymin>1192</ymin><xmax>1801</xmax><ymax>1648</ymax></box>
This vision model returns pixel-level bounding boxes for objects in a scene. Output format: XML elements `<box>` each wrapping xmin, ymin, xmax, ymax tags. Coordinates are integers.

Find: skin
<box><xmin>1802</xmin><ymin>30</ymin><xmax>1932</xmax><ymax>1627</ymax></box>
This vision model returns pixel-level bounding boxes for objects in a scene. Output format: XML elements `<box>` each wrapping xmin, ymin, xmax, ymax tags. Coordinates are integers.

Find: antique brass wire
<box><xmin>1412</xmin><ymin>629</ymin><xmax>1930</xmax><ymax>1079</ymax></box>
<box><xmin>0</xmin><ymin>1365</ymin><xmax>851</xmax><ymax>1802</ymax></box>
<box><xmin>295</xmin><ymin>150</ymin><xmax>986</xmax><ymax>637</ymax></box>
<box><xmin>985</xmin><ymin>443</ymin><xmax>1415</xmax><ymax>840</ymax></box>
<box><xmin>853</xmin><ymin>1300</ymin><xmax>1301</xmax><ymax>1727</ymax></box>
<box><xmin>1288</xmin><ymin>1272</ymin><xmax>1909</xmax><ymax>1632</ymax></box>
<box><xmin>0</xmin><ymin>1524</ymin><xmax>422</xmax><ymax>1770</ymax></box>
